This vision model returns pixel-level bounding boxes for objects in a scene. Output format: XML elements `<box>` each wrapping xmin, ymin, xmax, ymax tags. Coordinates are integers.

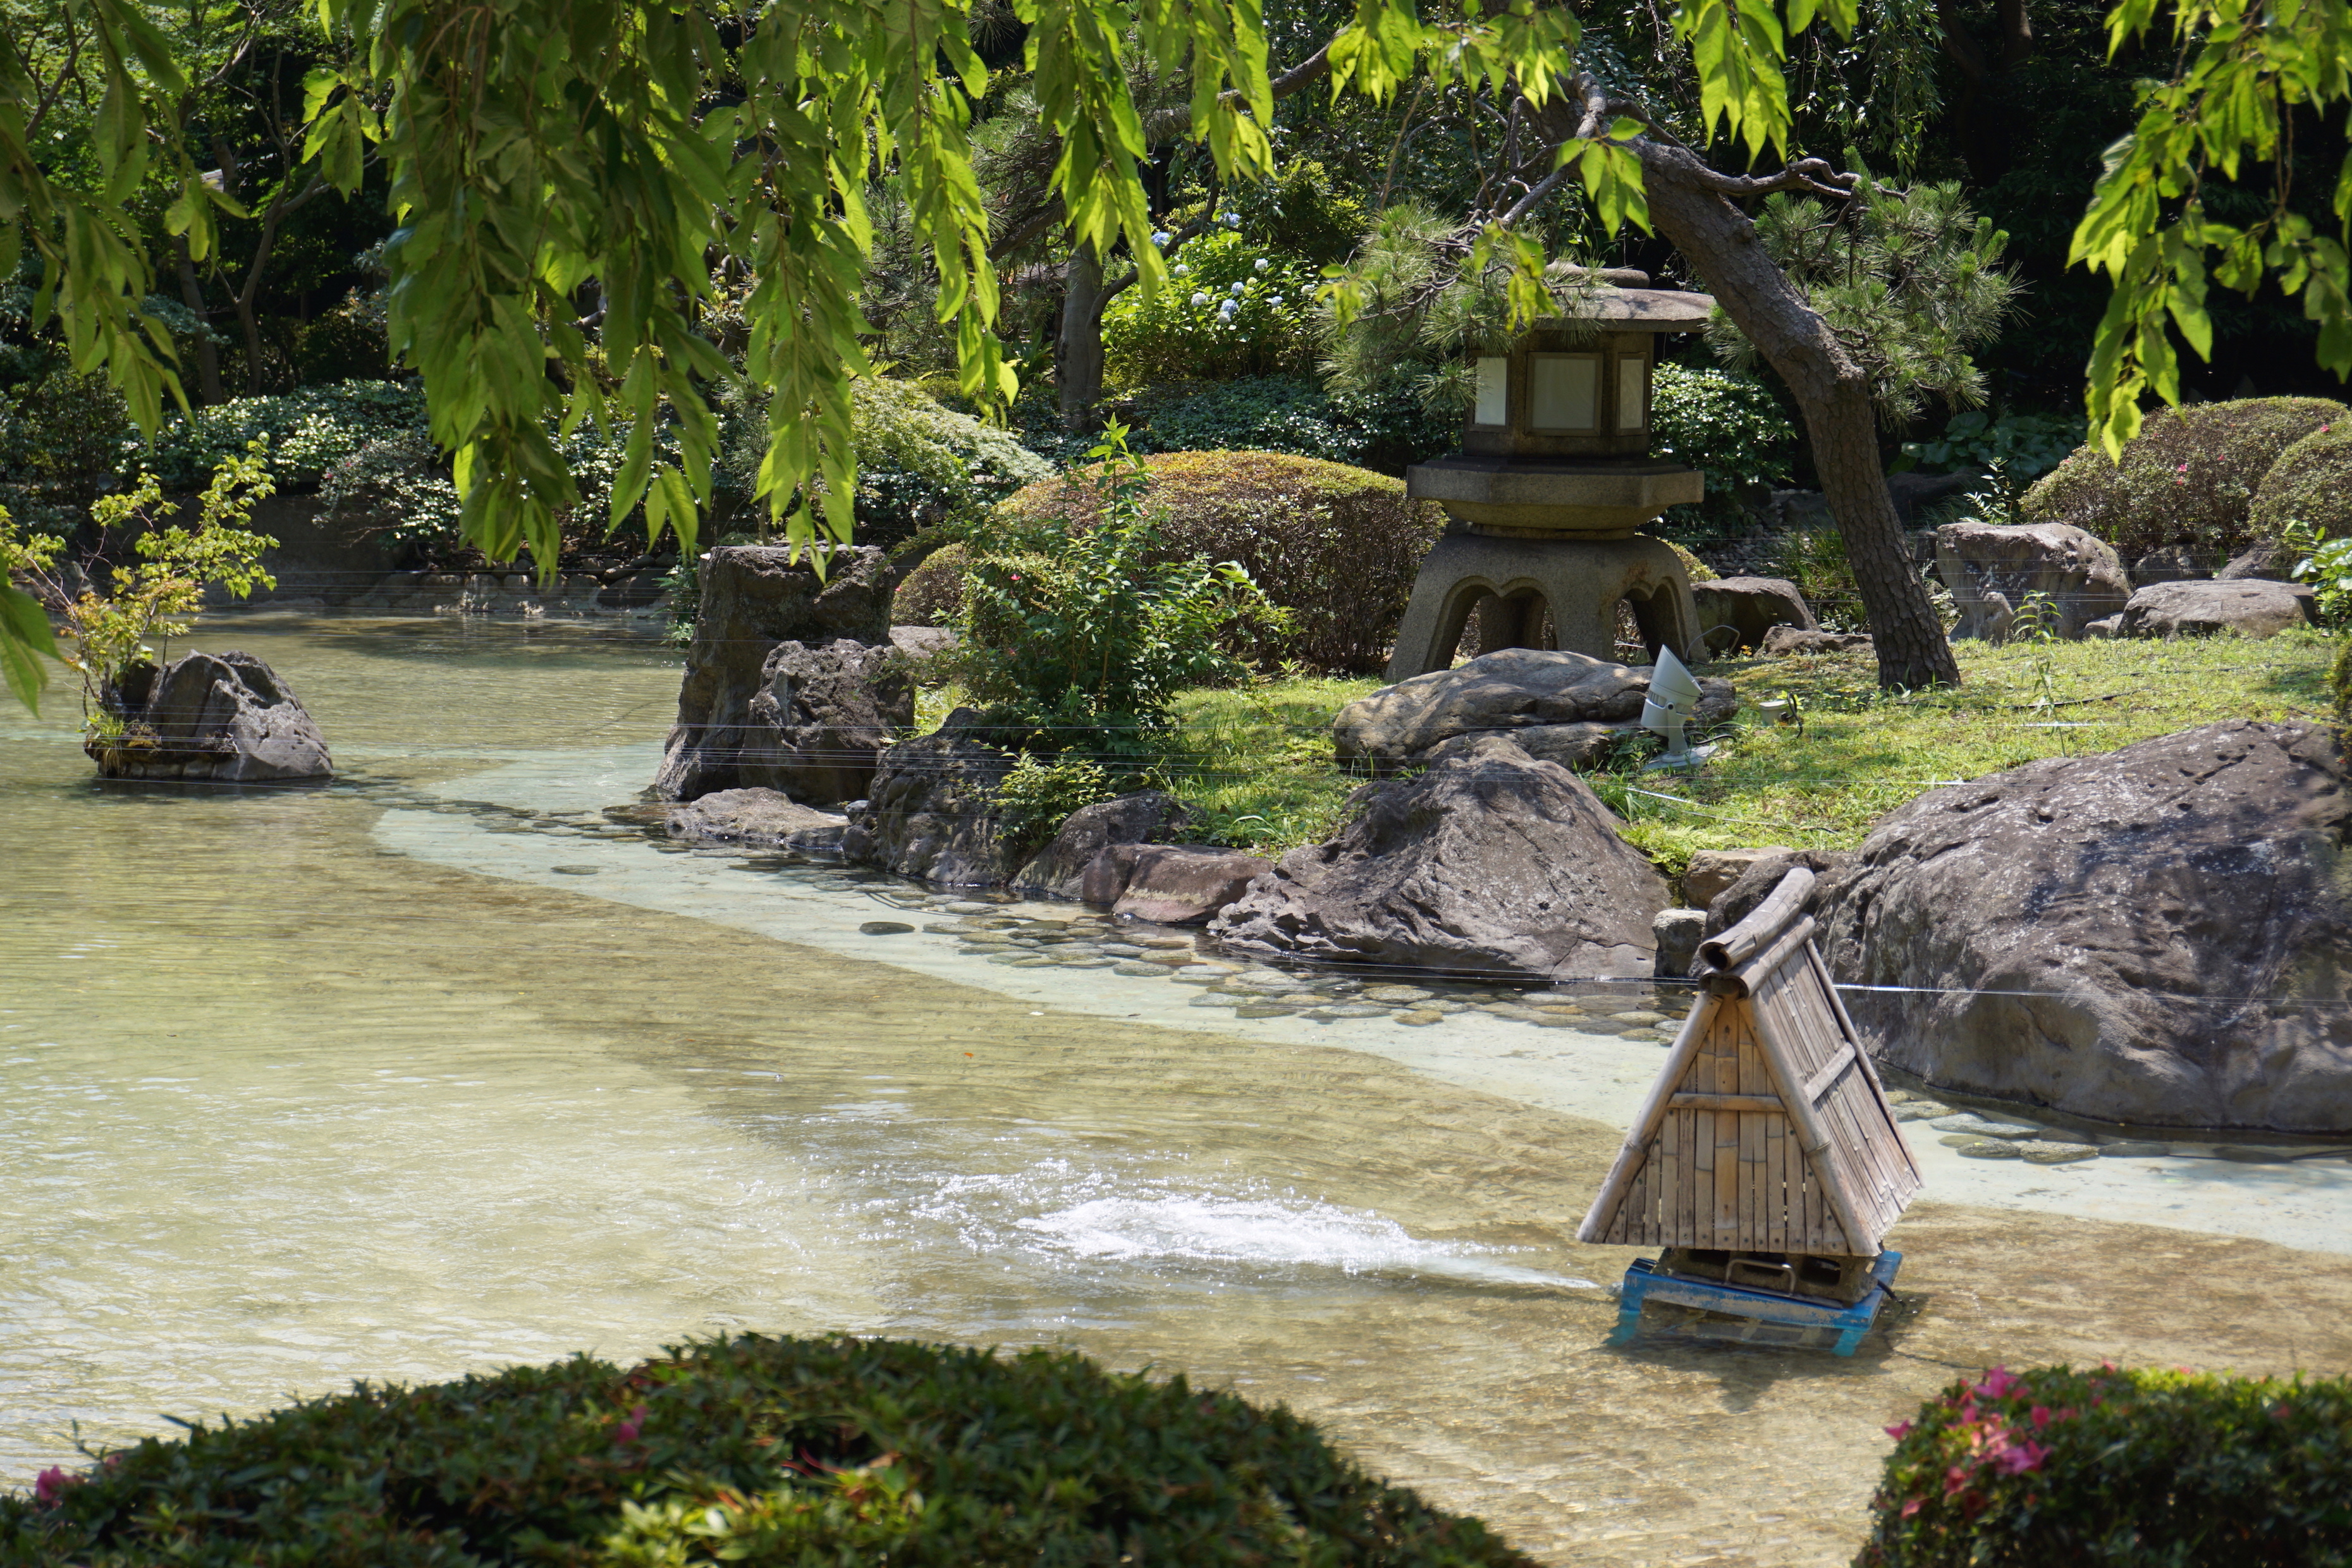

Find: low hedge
<box><xmin>1858</xmin><ymin>1363</ymin><xmax>2352</xmax><ymax>1566</ymax></box>
<box><xmin>1</xmin><ymin>1333</ymin><xmax>1534</xmax><ymax>1567</ymax></box>
<box><xmin>2019</xmin><ymin>396</ymin><xmax>2348</xmax><ymax>567</ymax></box>
<box><xmin>993</xmin><ymin>450</ymin><xmax>1445</xmax><ymax>673</ymax></box>
<box><xmin>2250</xmin><ymin>422</ymin><xmax>2352</xmax><ymax>545</ymax></box>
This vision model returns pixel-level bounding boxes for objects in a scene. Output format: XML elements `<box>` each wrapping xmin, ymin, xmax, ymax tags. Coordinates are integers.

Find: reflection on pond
<box><xmin>3</xmin><ymin>613</ymin><xmax>2349</xmax><ymax>1567</ymax></box>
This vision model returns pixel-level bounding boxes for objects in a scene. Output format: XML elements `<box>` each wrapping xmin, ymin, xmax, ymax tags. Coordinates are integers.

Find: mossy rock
<box><xmin>994</xmin><ymin>449</ymin><xmax>1446</xmax><ymax>673</ymax></box>
<box><xmin>2019</xmin><ymin>397</ymin><xmax>2348</xmax><ymax>570</ymax></box>
<box><xmin>893</xmin><ymin>539</ymin><xmax>971</xmax><ymax>625</ymax></box>
<box><xmin>0</xmin><ymin>1334</ymin><xmax>1537</xmax><ymax>1567</ymax></box>
<box><xmin>2250</xmin><ymin>421</ymin><xmax>2352</xmax><ymax>544</ymax></box>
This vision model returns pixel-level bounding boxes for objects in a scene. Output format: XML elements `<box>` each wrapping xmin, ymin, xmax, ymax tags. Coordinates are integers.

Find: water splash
<box><xmin>1007</xmin><ymin>1188</ymin><xmax>1595</xmax><ymax>1290</ymax></box>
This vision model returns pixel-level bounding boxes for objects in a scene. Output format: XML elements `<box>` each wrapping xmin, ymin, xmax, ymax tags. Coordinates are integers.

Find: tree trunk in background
<box><xmin>171</xmin><ymin>236</ymin><xmax>225</xmax><ymax>407</ymax></box>
<box><xmin>1057</xmin><ymin>242</ymin><xmax>1107</xmax><ymax>434</ymax></box>
<box><xmin>1635</xmin><ymin>142</ymin><xmax>1961</xmax><ymax>689</ymax></box>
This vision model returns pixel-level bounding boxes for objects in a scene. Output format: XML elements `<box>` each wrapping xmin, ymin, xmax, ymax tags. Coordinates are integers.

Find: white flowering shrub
<box><xmin>1101</xmin><ymin>230</ymin><xmax>1320</xmax><ymax>386</ymax></box>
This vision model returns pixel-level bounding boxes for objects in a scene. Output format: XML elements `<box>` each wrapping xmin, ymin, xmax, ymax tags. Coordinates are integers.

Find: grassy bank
<box><xmin>1157</xmin><ymin>633</ymin><xmax>2337</xmax><ymax>868</ymax></box>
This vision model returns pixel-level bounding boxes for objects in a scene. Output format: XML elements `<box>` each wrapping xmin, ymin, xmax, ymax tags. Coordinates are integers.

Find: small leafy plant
<box><xmin>2286</xmin><ymin>518</ymin><xmax>2352</xmax><ymax>625</ymax></box>
<box><xmin>993</xmin><ymin>750</ymin><xmax>1119</xmax><ymax>850</ymax></box>
<box><xmin>952</xmin><ymin>421</ymin><xmax>1287</xmax><ymax>759</ymax></box>
<box><xmin>13</xmin><ymin>441</ymin><xmax>280</xmax><ymax>728</ymax></box>
<box><xmin>1859</xmin><ymin>1363</ymin><xmax>2352</xmax><ymax>1566</ymax></box>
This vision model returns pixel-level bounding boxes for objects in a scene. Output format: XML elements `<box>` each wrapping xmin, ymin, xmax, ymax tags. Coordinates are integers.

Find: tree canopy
<box><xmin>4</xmin><ymin>0</ymin><xmax>2352</xmax><ymax>704</ymax></box>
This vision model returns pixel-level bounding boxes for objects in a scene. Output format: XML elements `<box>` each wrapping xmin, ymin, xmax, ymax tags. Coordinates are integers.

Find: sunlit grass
<box><xmin>1154</xmin><ymin>633</ymin><xmax>2336</xmax><ymax>861</ymax></box>
<box><xmin>1161</xmin><ymin>676</ymin><xmax>1382</xmax><ymax>852</ymax></box>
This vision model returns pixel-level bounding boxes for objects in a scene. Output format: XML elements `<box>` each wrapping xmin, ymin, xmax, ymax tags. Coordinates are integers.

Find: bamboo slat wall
<box><xmin>1577</xmin><ymin>871</ymin><xmax>1922</xmax><ymax>1256</ymax></box>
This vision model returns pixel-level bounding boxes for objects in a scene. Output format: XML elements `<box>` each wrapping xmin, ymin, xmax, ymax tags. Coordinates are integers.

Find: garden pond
<box><xmin>4</xmin><ymin>614</ymin><xmax>2351</xmax><ymax>1567</ymax></box>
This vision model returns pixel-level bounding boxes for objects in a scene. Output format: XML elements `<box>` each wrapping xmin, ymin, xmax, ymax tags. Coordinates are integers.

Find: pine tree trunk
<box><xmin>1637</xmin><ymin>144</ymin><xmax>1960</xmax><ymax>689</ymax></box>
<box><xmin>1057</xmin><ymin>242</ymin><xmax>1107</xmax><ymax>434</ymax></box>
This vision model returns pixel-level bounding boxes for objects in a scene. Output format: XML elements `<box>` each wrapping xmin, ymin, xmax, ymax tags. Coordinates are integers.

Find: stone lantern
<box><xmin>1388</xmin><ymin>275</ymin><xmax>1716</xmax><ymax>680</ymax></box>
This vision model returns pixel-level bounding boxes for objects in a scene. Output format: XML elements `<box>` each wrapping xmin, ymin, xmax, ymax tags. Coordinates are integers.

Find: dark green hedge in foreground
<box><xmin>0</xmin><ymin>1333</ymin><xmax>1535</xmax><ymax>1567</ymax></box>
<box><xmin>1859</xmin><ymin>1363</ymin><xmax>2352</xmax><ymax>1566</ymax></box>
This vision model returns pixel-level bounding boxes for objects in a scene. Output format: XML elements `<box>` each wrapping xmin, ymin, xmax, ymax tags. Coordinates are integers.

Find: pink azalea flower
<box><xmin>32</xmin><ymin>1467</ymin><xmax>78</xmax><ymax>1505</ymax></box>
<box><xmin>1884</xmin><ymin>1421</ymin><xmax>1914</xmax><ymax>1440</ymax></box>
<box><xmin>2031</xmin><ymin>1406</ymin><xmax>2052</xmax><ymax>1429</ymax></box>
<box><xmin>1901</xmin><ymin>1497</ymin><xmax>1925</xmax><ymax>1519</ymax></box>
<box><xmin>1993</xmin><ymin>1440</ymin><xmax>2050</xmax><ymax>1477</ymax></box>
<box><xmin>1975</xmin><ymin>1367</ymin><xmax>2024</xmax><ymax>1400</ymax></box>
<box><xmin>613</xmin><ymin>1403</ymin><xmax>649</xmax><ymax>1446</ymax></box>
<box><xmin>1945</xmin><ymin>1465</ymin><xmax>1973</xmax><ymax>1496</ymax></box>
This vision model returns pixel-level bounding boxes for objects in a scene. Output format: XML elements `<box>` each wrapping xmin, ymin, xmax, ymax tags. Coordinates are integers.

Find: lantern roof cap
<box><xmin>1527</xmin><ymin>288</ymin><xmax>1717</xmax><ymax>333</ymax></box>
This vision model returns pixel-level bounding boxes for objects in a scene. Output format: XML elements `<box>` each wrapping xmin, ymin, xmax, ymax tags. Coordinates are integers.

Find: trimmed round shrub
<box><xmin>2250</xmin><ymin>422</ymin><xmax>2352</xmax><ymax>542</ymax></box>
<box><xmin>1859</xmin><ymin>1362</ymin><xmax>2352</xmax><ymax>1566</ymax></box>
<box><xmin>993</xmin><ymin>450</ymin><xmax>1446</xmax><ymax>673</ymax></box>
<box><xmin>1120</xmin><ymin>377</ymin><xmax>1457</xmax><ymax>477</ymax></box>
<box><xmin>2019</xmin><ymin>396</ymin><xmax>2348</xmax><ymax>568</ymax></box>
<box><xmin>0</xmin><ymin>1334</ymin><xmax>1536</xmax><ymax>1566</ymax></box>
<box><xmin>893</xmin><ymin>539</ymin><xmax>971</xmax><ymax>625</ymax></box>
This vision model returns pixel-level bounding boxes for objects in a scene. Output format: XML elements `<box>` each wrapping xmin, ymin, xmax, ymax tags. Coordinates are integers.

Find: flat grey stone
<box><xmin>1951</xmin><ymin>1137</ymin><xmax>2024</xmax><ymax>1159</ymax></box>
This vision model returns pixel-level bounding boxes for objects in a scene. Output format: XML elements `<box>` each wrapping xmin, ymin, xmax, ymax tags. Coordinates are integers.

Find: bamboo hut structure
<box><xmin>1579</xmin><ymin>866</ymin><xmax>1923</xmax><ymax>1353</ymax></box>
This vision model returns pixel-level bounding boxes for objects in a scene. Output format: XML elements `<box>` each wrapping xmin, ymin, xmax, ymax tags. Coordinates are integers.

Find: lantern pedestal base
<box><xmin>1384</xmin><ymin>530</ymin><xmax>1703</xmax><ymax>681</ymax></box>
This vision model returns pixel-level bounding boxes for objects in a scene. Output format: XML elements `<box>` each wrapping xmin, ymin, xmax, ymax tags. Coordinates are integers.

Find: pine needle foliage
<box><xmin>1705</xmin><ymin>176</ymin><xmax>2020</xmax><ymax>429</ymax></box>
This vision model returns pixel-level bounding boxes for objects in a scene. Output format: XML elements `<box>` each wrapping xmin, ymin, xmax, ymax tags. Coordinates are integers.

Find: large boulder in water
<box><xmin>664</xmin><ymin>787</ymin><xmax>846</xmax><ymax>851</ymax></box>
<box><xmin>1209</xmin><ymin>736</ymin><xmax>1670</xmax><ymax>981</ymax></box>
<box><xmin>1816</xmin><ymin>721</ymin><xmax>2352</xmax><ymax>1132</ymax></box>
<box><xmin>1332</xmin><ymin>648</ymin><xmax>1735</xmax><ymax>773</ymax></box>
<box><xmin>840</xmin><ymin>709</ymin><xmax>1022</xmax><ymax>886</ymax></box>
<box><xmin>89</xmin><ymin>650</ymin><xmax>331</xmax><ymax>782</ymax></box>
<box><xmin>656</xmin><ymin>546</ymin><xmax>896</xmax><ymax>802</ymax></box>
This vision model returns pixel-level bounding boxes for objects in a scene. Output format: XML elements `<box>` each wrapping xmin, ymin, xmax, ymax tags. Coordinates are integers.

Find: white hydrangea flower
<box><xmin>1190</xmin><ymin>291</ymin><xmax>1210</xmax><ymax>307</ymax></box>
<box><xmin>1229</xmin><ymin>281</ymin><xmax>1245</xmax><ymax>296</ymax></box>
<box><xmin>1173</xmin><ymin>263</ymin><xmax>1191</xmax><ymax>276</ymax></box>
<box><xmin>1254</xmin><ymin>258</ymin><xmax>1271</xmax><ymax>273</ymax></box>
<box><xmin>1266</xmin><ymin>294</ymin><xmax>1283</xmax><ymax>305</ymax></box>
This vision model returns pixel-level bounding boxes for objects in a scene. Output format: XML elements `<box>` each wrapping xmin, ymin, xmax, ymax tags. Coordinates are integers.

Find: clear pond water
<box><xmin>5</xmin><ymin>614</ymin><xmax>2351</xmax><ymax>1567</ymax></box>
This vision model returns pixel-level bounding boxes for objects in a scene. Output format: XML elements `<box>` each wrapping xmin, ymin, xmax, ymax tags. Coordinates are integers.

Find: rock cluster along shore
<box><xmin>644</xmin><ymin>542</ymin><xmax>2349</xmax><ymax>1138</ymax></box>
<box><xmin>1212</xmin><ymin>735</ymin><xmax>1671</xmax><ymax>983</ymax></box>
